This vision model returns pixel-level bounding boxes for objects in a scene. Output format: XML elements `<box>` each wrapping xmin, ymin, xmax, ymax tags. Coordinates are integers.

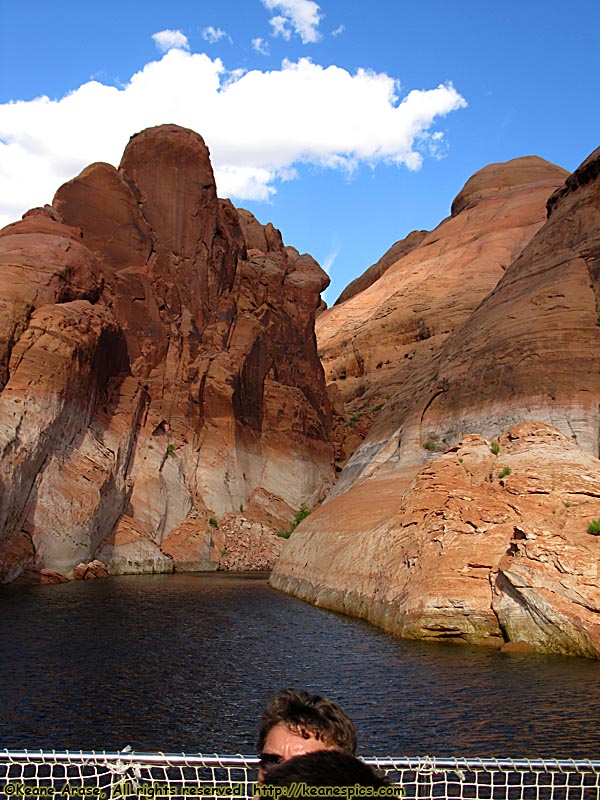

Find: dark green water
<box><xmin>0</xmin><ymin>573</ymin><xmax>599</xmax><ymax>757</ymax></box>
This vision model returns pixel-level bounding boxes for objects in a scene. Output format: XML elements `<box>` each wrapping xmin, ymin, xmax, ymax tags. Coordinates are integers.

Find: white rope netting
<box><xmin>0</xmin><ymin>752</ymin><xmax>598</xmax><ymax>800</ymax></box>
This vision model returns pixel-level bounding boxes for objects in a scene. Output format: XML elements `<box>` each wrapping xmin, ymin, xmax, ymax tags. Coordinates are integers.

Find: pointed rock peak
<box><xmin>451</xmin><ymin>155</ymin><xmax>569</xmax><ymax>217</ymax></box>
<box><xmin>119</xmin><ymin>124</ymin><xmax>218</xmax><ymax>258</ymax></box>
<box><xmin>236</xmin><ymin>207</ymin><xmax>284</xmax><ymax>253</ymax></box>
<box><xmin>546</xmin><ymin>145</ymin><xmax>600</xmax><ymax>217</ymax></box>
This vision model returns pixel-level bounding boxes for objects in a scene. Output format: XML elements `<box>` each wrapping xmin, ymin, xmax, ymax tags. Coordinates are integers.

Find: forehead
<box><xmin>263</xmin><ymin>723</ymin><xmax>331</xmax><ymax>759</ymax></box>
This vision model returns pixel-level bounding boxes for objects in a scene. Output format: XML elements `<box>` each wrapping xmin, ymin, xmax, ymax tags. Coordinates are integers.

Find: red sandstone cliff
<box><xmin>348</xmin><ymin>148</ymin><xmax>600</xmax><ymax>481</ymax></box>
<box><xmin>272</xmin><ymin>147</ymin><xmax>600</xmax><ymax>658</ymax></box>
<box><xmin>0</xmin><ymin>124</ymin><xmax>334</xmax><ymax>583</ymax></box>
<box><xmin>316</xmin><ymin>156</ymin><xmax>570</xmax><ymax>468</ymax></box>
<box><xmin>333</xmin><ymin>229</ymin><xmax>428</xmax><ymax>306</ymax></box>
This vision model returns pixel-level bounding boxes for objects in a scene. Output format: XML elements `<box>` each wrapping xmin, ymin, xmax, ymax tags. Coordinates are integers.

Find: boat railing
<box><xmin>0</xmin><ymin>750</ymin><xmax>598</xmax><ymax>799</ymax></box>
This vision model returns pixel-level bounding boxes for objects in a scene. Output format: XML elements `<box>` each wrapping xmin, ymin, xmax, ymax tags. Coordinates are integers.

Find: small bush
<box><xmin>166</xmin><ymin>443</ymin><xmax>175</xmax><ymax>455</ymax></box>
<box><xmin>209</xmin><ymin>517</ymin><xmax>219</xmax><ymax>528</ymax></box>
<box><xmin>491</xmin><ymin>441</ymin><xmax>500</xmax><ymax>456</ymax></box>
<box><xmin>345</xmin><ymin>403</ymin><xmax>385</xmax><ymax>427</ymax></box>
<box><xmin>277</xmin><ymin>504</ymin><xmax>311</xmax><ymax>539</ymax></box>
<box><xmin>424</xmin><ymin>439</ymin><xmax>446</xmax><ymax>453</ymax></box>
<box><xmin>293</xmin><ymin>504</ymin><xmax>311</xmax><ymax>527</ymax></box>
<box><xmin>499</xmin><ymin>466</ymin><xmax>511</xmax><ymax>479</ymax></box>
<box><xmin>587</xmin><ymin>519</ymin><xmax>600</xmax><ymax>535</ymax></box>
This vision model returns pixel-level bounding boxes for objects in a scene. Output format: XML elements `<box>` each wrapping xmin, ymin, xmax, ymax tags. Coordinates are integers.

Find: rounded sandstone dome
<box><xmin>451</xmin><ymin>155</ymin><xmax>569</xmax><ymax>217</ymax></box>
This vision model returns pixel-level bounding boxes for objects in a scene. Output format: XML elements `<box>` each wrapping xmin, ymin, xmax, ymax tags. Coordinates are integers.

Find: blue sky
<box><xmin>1</xmin><ymin>0</ymin><xmax>599</xmax><ymax>303</ymax></box>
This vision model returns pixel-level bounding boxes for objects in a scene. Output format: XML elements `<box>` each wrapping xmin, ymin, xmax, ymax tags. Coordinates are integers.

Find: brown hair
<box><xmin>262</xmin><ymin>751</ymin><xmax>392</xmax><ymax>794</ymax></box>
<box><xmin>257</xmin><ymin>690</ymin><xmax>358</xmax><ymax>756</ymax></box>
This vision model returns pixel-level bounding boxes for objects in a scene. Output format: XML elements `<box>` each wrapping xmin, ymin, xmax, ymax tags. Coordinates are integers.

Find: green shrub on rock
<box><xmin>587</xmin><ymin>519</ymin><xmax>600</xmax><ymax>535</ymax></box>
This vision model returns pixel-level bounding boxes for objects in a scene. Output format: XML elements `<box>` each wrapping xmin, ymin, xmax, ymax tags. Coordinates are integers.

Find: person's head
<box><xmin>257</xmin><ymin>690</ymin><xmax>357</xmax><ymax>778</ymax></box>
<box><xmin>260</xmin><ymin>751</ymin><xmax>393</xmax><ymax>799</ymax></box>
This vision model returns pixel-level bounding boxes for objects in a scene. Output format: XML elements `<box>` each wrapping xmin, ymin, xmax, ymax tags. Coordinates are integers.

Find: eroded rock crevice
<box><xmin>0</xmin><ymin>124</ymin><xmax>334</xmax><ymax>583</ymax></box>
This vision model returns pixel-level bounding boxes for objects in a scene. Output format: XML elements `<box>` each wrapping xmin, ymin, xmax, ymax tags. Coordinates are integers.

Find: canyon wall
<box><xmin>0</xmin><ymin>124</ymin><xmax>334</xmax><ymax>583</ymax></box>
<box><xmin>316</xmin><ymin>157</ymin><xmax>571</xmax><ymax>470</ymax></box>
<box><xmin>3</xmin><ymin>123</ymin><xmax>600</xmax><ymax>659</ymax></box>
<box><xmin>272</xmin><ymin>148</ymin><xmax>600</xmax><ymax>657</ymax></box>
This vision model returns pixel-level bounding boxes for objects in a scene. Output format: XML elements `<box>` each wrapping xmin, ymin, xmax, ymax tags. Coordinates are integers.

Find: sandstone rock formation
<box><xmin>73</xmin><ymin>560</ymin><xmax>109</xmax><ymax>580</ymax></box>
<box><xmin>316</xmin><ymin>156</ymin><xmax>570</xmax><ymax>468</ymax></box>
<box><xmin>3</xmin><ymin>122</ymin><xmax>600</xmax><ymax>660</ymax></box>
<box><xmin>273</xmin><ymin>147</ymin><xmax>600</xmax><ymax>657</ymax></box>
<box><xmin>271</xmin><ymin>422</ymin><xmax>600</xmax><ymax>658</ymax></box>
<box><xmin>338</xmin><ymin>147</ymin><xmax>600</xmax><ymax>493</ymax></box>
<box><xmin>333</xmin><ymin>230</ymin><xmax>428</xmax><ymax>306</ymax></box>
<box><xmin>0</xmin><ymin>124</ymin><xmax>333</xmax><ymax>583</ymax></box>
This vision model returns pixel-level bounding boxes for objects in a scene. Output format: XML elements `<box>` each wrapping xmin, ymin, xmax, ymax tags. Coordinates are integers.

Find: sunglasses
<box><xmin>258</xmin><ymin>753</ymin><xmax>284</xmax><ymax>770</ymax></box>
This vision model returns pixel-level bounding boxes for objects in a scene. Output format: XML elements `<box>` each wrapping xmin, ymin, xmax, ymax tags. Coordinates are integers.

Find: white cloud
<box><xmin>262</xmin><ymin>0</ymin><xmax>322</xmax><ymax>44</ymax></box>
<box><xmin>322</xmin><ymin>241</ymin><xmax>341</xmax><ymax>274</ymax></box>
<box><xmin>269</xmin><ymin>15</ymin><xmax>292</xmax><ymax>40</ymax></box>
<box><xmin>252</xmin><ymin>37</ymin><xmax>270</xmax><ymax>55</ymax></box>
<box><xmin>320</xmin><ymin>238</ymin><xmax>341</xmax><ymax>303</ymax></box>
<box><xmin>0</xmin><ymin>49</ymin><xmax>467</xmax><ymax>228</ymax></box>
<box><xmin>331</xmin><ymin>24</ymin><xmax>345</xmax><ymax>37</ymax></box>
<box><xmin>202</xmin><ymin>26</ymin><xmax>230</xmax><ymax>44</ymax></box>
<box><xmin>152</xmin><ymin>29</ymin><xmax>190</xmax><ymax>53</ymax></box>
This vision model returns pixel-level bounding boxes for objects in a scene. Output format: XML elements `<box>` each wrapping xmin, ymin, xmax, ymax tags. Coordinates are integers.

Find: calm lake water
<box><xmin>0</xmin><ymin>573</ymin><xmax>599</xmax><ymax>758</ymax></box>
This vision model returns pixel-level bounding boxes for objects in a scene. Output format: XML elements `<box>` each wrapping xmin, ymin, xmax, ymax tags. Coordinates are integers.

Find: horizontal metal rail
<box><xmin>1</xmin><ymin>751</ymin><xmax>599</xmax><ymax>770</ymax></box>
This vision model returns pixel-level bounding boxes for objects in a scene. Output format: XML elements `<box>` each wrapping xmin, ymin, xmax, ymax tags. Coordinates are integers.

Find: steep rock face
<box><xmin>342</xmin><ymin>145</ymin><xmax>600</xmax><ymax>493</ymax></box>
<box><xmin>0</xmin><ymin>299</ymin><xmax>130</xmax><ymax>583</ymax></box>
<box><xmin>316</xmin><ymin>157</ymin><xmax>569</xmax><ymax>466</ymax></box>
<box><xmin>273</xmin><ymin>147</ymin><xmax>600</xmax><ymax>657</ymax></box>
<box><xmin>271</xmin><ymin>422</ymin><xmax>600</xmax><ymax>658</ymax></box>
<box><xmin>0</xmin><ymin>124</ymin><xmax>333</xmax><ymax>583</ymax></box>
<box><xmin>0</xmin><ymin>207</ymin><xmax>103</xmax><ymax>390</ymax></box>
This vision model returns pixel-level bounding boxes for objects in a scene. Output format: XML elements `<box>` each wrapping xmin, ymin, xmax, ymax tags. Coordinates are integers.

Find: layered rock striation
<box><xmin>272</xmin><ymin>422</ymin><xmax>600</xmax><ymax>658</ymax></box>
<box><xmin>317</xmin><ymin>156</ymin><xmax>570</xmax><ymax>467</ymax></box>
<box><xmin>4</xmin><ymin>125</ymin><xmax>600</xmax><ymax>659</ymax></box>
<box><xmin>273</xmin><ymin>147</ymin><xmax>600</xmax><ymax>657</ymax></box>
<box><xmin>346</xmin><ymin>147</ymin><xmax>600</xmax><ymax>486</ymax></box>
<box><xmin>0</xmin><ymin>124</ymin><xmax>333</xmax><ymax>583</ymax></box>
